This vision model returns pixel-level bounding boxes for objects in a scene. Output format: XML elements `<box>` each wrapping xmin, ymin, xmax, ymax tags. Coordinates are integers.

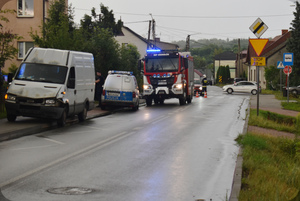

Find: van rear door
<box><xmin>120</xmin><ymin>76</ymin><xmax>133</xmax><ymax>101</ymax></box>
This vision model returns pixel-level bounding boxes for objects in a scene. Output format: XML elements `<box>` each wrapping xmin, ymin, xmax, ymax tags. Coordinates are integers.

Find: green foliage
<box><xmin>287</xmin><ymin>1</ymin><xmax>300</xmax><ymax>86</ymax></box>
<box><xmin>8</xmin><ymin>63</ymin><xmax>18</xmax><ymax>75</ymax></box>
<box><xmin>216</xmin><ymin>65</ymin><xmax>231</xmax><ymax>84</ymax></box>
<box><xmin>237</xmin><ymin>133</ymin><xmax>268</xmax><ymax>150</ymax></box>
<box><xmin>30</xmin><ymin>0</ymin><xmax>76</xmax><ymax>50</ymax></box>
<box><xmin>248</xmin><ymin>109</ymin><xmax>297</xmax><ymax>133</ymax></box>
<box><xmin>0</xmin><ymin>9</ymin><xmax>22</xmax><ymax>68</ymax></box>
<box><xmin>30</xmin><ymin>1</ymin><xmax>140</xmax><ymax>80</ymax></box>
<box><xmin>265</xmin><ymin>65</ymin><xmax>280</xmax><ymax>90</ymax></box>
<box><xmin>238</xmin><ymin>133</ymin><xmax>300</xmax><ymax>201</ymax></box>
<box><xmin>282</xmin><ymin>101</ymin><xmax>300</xmax><ymax>112</ymax></box>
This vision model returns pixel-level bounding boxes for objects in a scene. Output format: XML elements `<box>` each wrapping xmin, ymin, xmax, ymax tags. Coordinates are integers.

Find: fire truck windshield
<box><xmin>145</xmin><ymin>57</ymin><xmax>179</xmax><ymax>72</ymax></box>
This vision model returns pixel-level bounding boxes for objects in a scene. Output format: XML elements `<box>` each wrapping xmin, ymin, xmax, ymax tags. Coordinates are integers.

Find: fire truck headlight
<box><xmin>143</xmin><ymin>85</ymin><xmax>152</xmax><ymax>90</ymax></box>
<box><xmin>175</xmin><ymin>84</ymin><xmax>183</xmax><ymax>89</ymax></box>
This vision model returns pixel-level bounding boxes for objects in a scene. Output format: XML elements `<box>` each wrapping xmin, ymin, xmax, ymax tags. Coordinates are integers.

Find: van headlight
<box><xmin>5</xmin><ymin>94</ymin><xmax>16</xmax><ymax>102</ymax></box>
<box><xmin>45</xmin><ymin>99</ymin><xmax>56</xmax><ymax>105</ymax></box>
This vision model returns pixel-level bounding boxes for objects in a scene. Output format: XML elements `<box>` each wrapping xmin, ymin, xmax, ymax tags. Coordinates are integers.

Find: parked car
<box><xmin>194</xmin><ymin>78</ymin><xmax>202</xmax><ymax>96</ymax></box>
<box><xmin>101</xmin><ymin>70</ymin><xmax>139</xmax><ymax>111</ymax></box>
<box><xmin>287</xmin><ymin>85</ymin><xmax>300</xmax><ymax>95</ymax></box>
<box><xmin>223</xmin><ymin>81</ymin><xmax>260</xmax><ymax>95</ymax></box>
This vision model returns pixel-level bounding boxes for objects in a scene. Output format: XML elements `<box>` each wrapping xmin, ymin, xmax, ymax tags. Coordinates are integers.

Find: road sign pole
<box><xmin>257</xmin><ymin>66</ymin><xmax>260</xmax><ymax>116</ymax></box>
<box><xmin>287</xmin><ymin>71</ymin><xmax>290</xmax><ymax>103</ymax></box>
<box><xmin>280</xmin><ymin>70</ymin><xmax>282</xmax><ymax>93</ymax></box>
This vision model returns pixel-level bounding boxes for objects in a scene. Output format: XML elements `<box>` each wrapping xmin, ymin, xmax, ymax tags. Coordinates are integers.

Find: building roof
<box><xmin>215</xmin><ymin>51</ymin><xmax>236</xmax><ymax>60</ymax></box>
<box><xmin>246</xmin><ymin>30</ymin><xmax>290</xmax><ymax>64</ymax></box>
<box><xmin>119</xmin><ymin>26</ymin><xmax>178</xmax><ymax>50</ymax></box>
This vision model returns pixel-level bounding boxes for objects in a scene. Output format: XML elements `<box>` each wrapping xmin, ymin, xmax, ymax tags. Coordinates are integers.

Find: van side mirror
<box><xmin>8</xmin><ymin>73</ymin><xmax>13</xmax><ymax>83</ymax></box>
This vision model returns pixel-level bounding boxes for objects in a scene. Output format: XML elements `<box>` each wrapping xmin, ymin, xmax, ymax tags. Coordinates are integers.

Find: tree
<box><xmin>30</xmin><ymin>0</ymin><xmax>76</xmax><ymax>50</ymax></box>
<box><xmin>287</xmin><ymin>1</ymin><xmax>300</xmax><ymax>85</ymax></box>
<box><xmin>0</xmin><ymin>9</ymin><xmax>21</xmax><ymax>69</ymax></box>
<box><xmin>265</xmin><ymin>65</ymin><xmax>280</xmax><ymax>90</ymax></box>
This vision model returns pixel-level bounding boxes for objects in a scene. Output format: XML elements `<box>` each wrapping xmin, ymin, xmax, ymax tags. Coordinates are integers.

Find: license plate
<box><xmin>158</xmin><ymin>80</ymin><xmax>167</xmax><ymax>85</ymax></box>
<box><xmin>107</xmin><ymin>92</ymin><xmax>120</xmax><ymax>96</ymax></box>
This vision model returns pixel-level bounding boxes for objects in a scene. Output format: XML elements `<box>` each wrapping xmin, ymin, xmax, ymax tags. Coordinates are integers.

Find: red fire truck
<box><xmin>141</xmin><ymin>49</ymin><xmax>194</xmax><ymax>106</ymax></box>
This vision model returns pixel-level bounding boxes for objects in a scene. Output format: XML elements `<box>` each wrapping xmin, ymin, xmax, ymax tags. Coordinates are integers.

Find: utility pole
<box><xmin>237</xmin><ymin>38</ymin><xmax>241</xmax><ymax>77</ymax></box>
<box><xmin>147</xmin><ymin>20</ymin><xmax>151</xmax><ymax>49</ymax></box>
<box><xmin>149</xmin><ymin>13</ymin><xmax>156</xmax><ymax>46</ymax></box>
<box><xmin>186</xmin><ymin>35</ymin><xmax>190</xmax><ymax>51</ymax></box>
<box><xmin>152</xmin><ymin>19</ymin><xmax>156</xmax><ymax>46</ymax></box>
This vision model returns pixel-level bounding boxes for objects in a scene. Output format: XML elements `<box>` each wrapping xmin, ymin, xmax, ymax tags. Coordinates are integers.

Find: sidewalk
<box><xmin>0</xmin><ymin>107</ymin><xmax>111</xmax><ymax>142</ymax></box>
<box><xmin>250</xmin><ymin>94</ymin><xmax>299</xmax><ymax>117</ymax></box>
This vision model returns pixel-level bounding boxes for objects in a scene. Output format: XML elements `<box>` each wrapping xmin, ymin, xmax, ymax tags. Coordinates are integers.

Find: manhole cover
<box><xmin>47</xmin><ymin>187</ymin><xmax>93</xmax><ymax>195</ymax></box>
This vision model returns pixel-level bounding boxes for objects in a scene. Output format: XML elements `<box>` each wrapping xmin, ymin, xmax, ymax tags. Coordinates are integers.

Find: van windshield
<box><xmin>15</xmin><ymin>63</ymin><xmax>68</xmax><ymax>84</ymax></box>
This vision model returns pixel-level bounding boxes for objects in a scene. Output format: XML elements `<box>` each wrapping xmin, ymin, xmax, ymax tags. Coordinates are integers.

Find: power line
<box><xmin>72</xmin><ymin>8</ymin><xmax>293</xmax><ymax>19</ymax></box>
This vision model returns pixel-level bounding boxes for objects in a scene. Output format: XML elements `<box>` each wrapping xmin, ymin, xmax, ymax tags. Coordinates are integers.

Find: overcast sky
<box><xmin>69</xmin><ymin>0</ymin><xmax>298</xmax><ymax>42</ymax></box>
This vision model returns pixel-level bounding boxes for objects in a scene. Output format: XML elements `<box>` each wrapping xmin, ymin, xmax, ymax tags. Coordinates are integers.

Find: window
<box><xmin>18</xmin><ymin>0</ymin><xmax>34</xmax><ymax>17</ymax></box>
<box><xmin>18</xmin><ymin>42</ymin><xmax>34</xmax><ymax>59</ymax></box>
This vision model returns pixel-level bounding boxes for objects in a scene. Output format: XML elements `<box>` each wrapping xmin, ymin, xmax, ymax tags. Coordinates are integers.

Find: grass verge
<box><xmin>237</xmin><ymin>105</ymin><xmax>300</xmax><ymax>200</ymax></box>
<box><xmin>248</xmin><ymin>109</ymin><xmax>297</xmax><ymax>133</ymax></box>
<box><xmin>236</xmin><ymin>133</ymin><xmax>300</xmax><ymax>201</ymax></box>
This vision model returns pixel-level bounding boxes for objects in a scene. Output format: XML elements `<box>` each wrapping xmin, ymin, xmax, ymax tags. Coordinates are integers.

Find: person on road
<box><xmin>95</xmin><ymin>71</ymin><xmax>104</xmax><ymax>107</ymax></box>
<box><xmin>202</xmin><ymin>74</ymin><xmax>208</xmax><ymax>95</ymax></box>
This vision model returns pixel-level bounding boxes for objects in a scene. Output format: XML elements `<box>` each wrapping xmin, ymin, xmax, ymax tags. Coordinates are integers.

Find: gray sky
<box><xmin>69</xmin><ymin>0</ymin><xmax>297</xmax><ymax>42</ymax></box>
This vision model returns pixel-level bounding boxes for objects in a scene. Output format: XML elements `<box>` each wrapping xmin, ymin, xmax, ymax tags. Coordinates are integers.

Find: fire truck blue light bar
<box><xmin>147</xmin><ymin>49</ymin><xmax>161</xmax><ymax>53</ymax></box>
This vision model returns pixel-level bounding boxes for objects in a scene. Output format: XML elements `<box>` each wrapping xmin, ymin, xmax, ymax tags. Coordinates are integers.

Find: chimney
<box><xmin>282</xmin><ymin>29</ymin><xmax>288</xmax><ymax>35</ymax></box>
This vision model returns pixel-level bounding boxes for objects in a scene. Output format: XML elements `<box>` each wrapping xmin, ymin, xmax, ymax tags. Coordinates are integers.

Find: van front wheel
<box><xmin>7</xmin><ymin>114</ymin><xmax>17</xmax><ymax>122</ymax></box>
<box><xmin>78</xmin><ymin>105</ymin><xmax>87</xmax><ymax>122</ymax></box>
<box><xmin>57</xmin><ymin>109</ymin><xmax>67</xmax><ymax>127</ymax></box>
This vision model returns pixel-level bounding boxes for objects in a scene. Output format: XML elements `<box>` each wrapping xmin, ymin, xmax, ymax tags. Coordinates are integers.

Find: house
<box><xmin>236</xmin><ymin>49</ymin><xmax>248</xmax><ymax>78</ymax></box>
<box><xmin>246</xmin><ymin>30</ymin><xmax>290</xmax><ymax>89</ymax></box>
<box><xmin>1</xmin><ymin>0</ymin><xmax>63</xmax><ymax>73</ymax></box>
<box><xmin>115</xmin><ymin>26</ymin><xmax>179</xmax><ymax>59</ymax></box>
<box><xmin>214</xmin><ymin>51</ymin><xmax>236</xmax><ymax>79</ymax></box>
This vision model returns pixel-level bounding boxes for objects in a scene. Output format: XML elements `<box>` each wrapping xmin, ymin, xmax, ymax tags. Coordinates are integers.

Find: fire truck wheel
<box><xmin>146</xmin><ymin>98</ymin><xmax>152</xmax><ymax>106</ymax></box>
<box><xmin>179</xmin><ymin>92</ymin><xmax>187</xmax><ymax>105</ymax></box>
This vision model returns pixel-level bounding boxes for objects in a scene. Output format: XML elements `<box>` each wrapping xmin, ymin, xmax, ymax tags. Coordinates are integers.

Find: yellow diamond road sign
<box><xmin>249</xmin><ymin>39</ymin><xmax>269</xmax><ymax>57</ymax></box>
<box><xmin>249</xmin><ymin>18</ymin><xmax>268</xmax><ymax>38</ymax></box>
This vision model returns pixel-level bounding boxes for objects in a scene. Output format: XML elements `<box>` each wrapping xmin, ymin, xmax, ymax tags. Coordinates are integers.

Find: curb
<box><xmin>229</xmin><ymin>98</ymin><xmax>250</xmax><ymax>201</ymax></box>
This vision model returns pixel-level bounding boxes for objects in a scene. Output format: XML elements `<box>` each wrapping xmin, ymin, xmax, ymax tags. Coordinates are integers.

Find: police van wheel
<box><xmin>132</xmin><ymin>103</ymin><xmax>139</xmax><ymax>111</ymax></box>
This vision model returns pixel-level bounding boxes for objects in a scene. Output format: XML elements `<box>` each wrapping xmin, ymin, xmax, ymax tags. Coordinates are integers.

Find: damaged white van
<box><xmin>5</xmin><ymin>48</ymin><xmax>95</xmax><ymax>126</ymax></box>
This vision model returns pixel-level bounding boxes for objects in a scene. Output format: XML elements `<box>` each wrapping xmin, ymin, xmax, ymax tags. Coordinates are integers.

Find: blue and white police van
<box><xmin>101</xmin><ymin>70</ymin><xmax>139</xmax><ymax>111</ymax></box>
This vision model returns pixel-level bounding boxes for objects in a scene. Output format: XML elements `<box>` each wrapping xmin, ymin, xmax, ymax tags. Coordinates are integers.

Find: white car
<box><xmin>223</xmin><ymin>81</ymin><xmax>260</xmax><ymax>95</ymax></box>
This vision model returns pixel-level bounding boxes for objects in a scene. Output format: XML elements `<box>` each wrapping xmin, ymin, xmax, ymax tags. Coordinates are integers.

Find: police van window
<box><xmin>124</xmin><ymin>77</ymin><xmax>131</xmax><ymax>83</ymax></box>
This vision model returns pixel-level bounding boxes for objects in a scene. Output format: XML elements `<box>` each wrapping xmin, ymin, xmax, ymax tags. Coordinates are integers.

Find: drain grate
<box><xmin>47</xmin><ymin>187</ymin><xmax>93</xmax><ymax>195</ymax></box>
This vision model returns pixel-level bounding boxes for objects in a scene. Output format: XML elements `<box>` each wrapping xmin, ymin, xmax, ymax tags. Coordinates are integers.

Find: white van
<box><xmin>5</xmin><ymin>48</ymin><xmax>95</xmax><ymax>126</ymax></box>
<box><xmin>101</xmin><ymin>70</ymin><xmax>139</xmax><ymax>111</ymax></box>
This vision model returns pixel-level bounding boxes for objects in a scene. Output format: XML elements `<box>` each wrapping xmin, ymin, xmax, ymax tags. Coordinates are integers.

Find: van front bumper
<box><xmin>5</xmin><ymin>102</ymin><xmax>64</xmax><ymax>120</ymax></box>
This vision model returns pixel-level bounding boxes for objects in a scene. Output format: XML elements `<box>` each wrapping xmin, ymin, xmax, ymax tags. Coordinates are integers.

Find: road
<box><xmin>0</xmin><ymin>86</ymin><xmax>250</xmax><ymax>201</ymax></box>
